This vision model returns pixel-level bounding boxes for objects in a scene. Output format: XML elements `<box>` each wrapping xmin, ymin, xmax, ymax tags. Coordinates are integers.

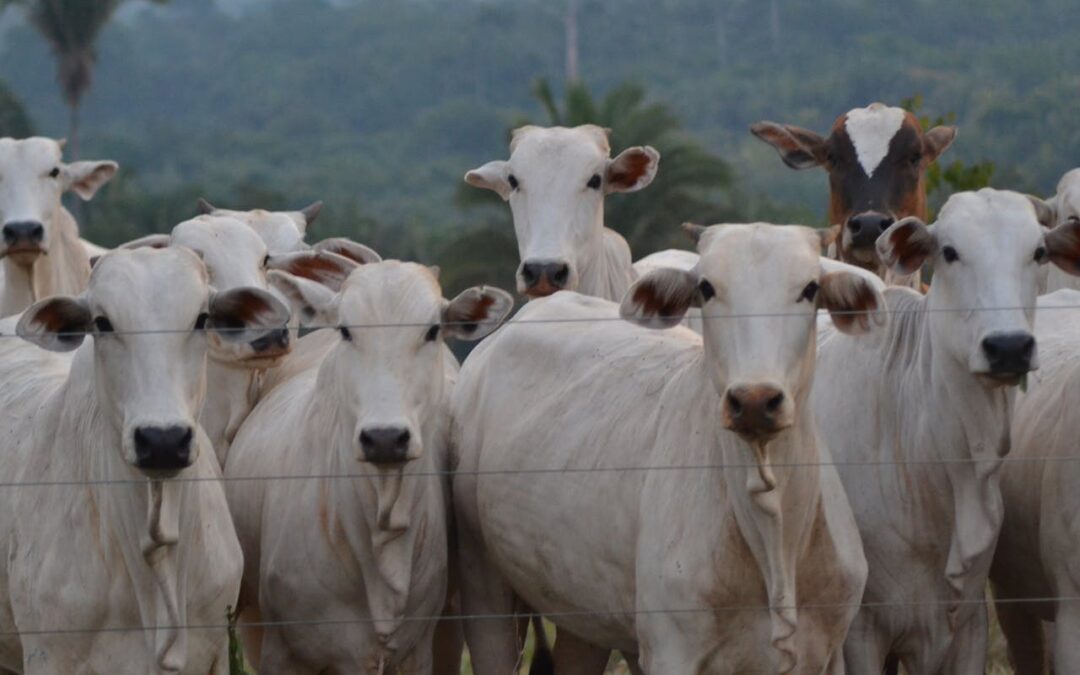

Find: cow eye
<box><xmin>799</xmin><ymin>280</ymin><xmax>819</xmax><ymax>303</ymax></box>
<box><xmin>424</xmin><ymin>325</ymin><xmax>440</xmax><ymax>342</ymax></box>
<box><xmin>93</xmin><ymin>316</ymin><xmax>113</xmax><ymax>334</ymax></box>
<box><xmin>586</xmin><ymin>174</ymin><xmax>602</xmax><ymax>190</ymax></box>
<box><xmin>698</xmin><ymin>279</ymin><xmax>716</xmax><ymax>301</ymax></box>
<box><xmin>910</xmin><ymin>152</ymin><xmax>923</xmax><ymax>166</ymax></box>
<box><xmin>1034</xmin><ymin>246</ymin><xmax>1047</xmax><ymax>262</ymax></box>
<box><xmin>339</xmin><ymin>326</ymin><xmax>352</xmax><ymax>342</ymax></box>
<box><xmin>194</xmin><ymin>312</ymin><xmax>209</xmax><ymax>331</ymax></box>
<box><xmin>942</xmin><ymin>246</ymin><xmax>960</xmax><ymax>263</ymax></box>
<box><xmin>48</xmin><ymin>167</ymin><xmax>60</xmax><ymax>179</ymax></box>
<box><xmin>508</xmin><ymin>174</ymin><xmax>519</xmax><ymax>190</ymax></box>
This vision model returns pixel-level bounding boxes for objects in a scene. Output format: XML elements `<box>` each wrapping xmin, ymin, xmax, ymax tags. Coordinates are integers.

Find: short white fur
<box><xmin>844</xmin><ymin>103</ymin><xmax>906</xmax><ymax>178</ymax></box>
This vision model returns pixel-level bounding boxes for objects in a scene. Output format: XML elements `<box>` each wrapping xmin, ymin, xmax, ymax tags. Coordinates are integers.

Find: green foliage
<box><xmin>226</xmin><ymin>605</ymin><xmax>249</xmax><ymax>675</ymax></box>
<box><xmin>0</xmin><ymin>80</ymin><xmax>34</xmax><ymax>137</ymax></box>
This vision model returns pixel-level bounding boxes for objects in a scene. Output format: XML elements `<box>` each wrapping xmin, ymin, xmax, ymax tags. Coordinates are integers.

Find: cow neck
<box><xmin>315</xmin><ymin>370</ymin><xmax>433</xmax><ymax>648</ymax></box>
<box><xmin>60</xmin><ymin>351</ymin><xmax>194</xmax><ymax>674</ymax></box>
<box><xmin>575</xmin><ymin>226</ymin><xmax>636</xmax><ymax>302</ymax></box>
<box><xmin>889</xmin><ymin>288</ymin><xmax>1012</xmax><ymax>627</ymax></box>
<box><xmin>0</xmin><ymin>208</ymin><xmax>91</xmax><ymax>316</ymax></box>
<box><xmin>199</xmin><ymin>359</ymin><xmax>260</xmax><ymax>466</ymax></box>
<box><xmin>0</xmin><ymin>257</ymin><xmax>34</xmax><ymax>314</ymax></box>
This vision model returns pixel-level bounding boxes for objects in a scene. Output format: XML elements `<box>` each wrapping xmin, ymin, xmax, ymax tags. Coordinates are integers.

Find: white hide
<box><xmin>225</xmin><ymin>262</ymin><xmax>512</xmax><ymax>673</ymax></box>
<box><xmin>0</xmin><ymin>248</ymin><xmax>289</xmax><ymax>674</ymax></box>
<box><xmin>197</xmin><ymin>202</ymin><xmax>314</xmax><ymax>255</ymax></box>
<box><xmin>813</xmin><ymin>189</ymin><xmax>1076</xmax><ymax>674</ymax></box>
<box><xmin>0</xmin><ymin>138</ymin><xmax>117</xmax><ymax>317</ymax></box>
<box><xmin>453</xmin><ymin>225</ymin><xmax>880</xmax><ymax>674</ymax></box>
<box><xmin>465</xmin><ymin>125</ymin><xmax>658</xmax><ymax>301</ymax></box>
<box><xmin>844</xmin><ymin>103</ymin><xmax>907</xmax><ymax>178</ymax></box>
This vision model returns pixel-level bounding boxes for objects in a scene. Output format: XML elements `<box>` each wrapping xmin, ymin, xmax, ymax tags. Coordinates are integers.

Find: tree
<box><xmin>0</xmin><ymin>79</ymin><xmax>35</xmax><ymax>137</ymax></box>
<box><xmin>0</xmin><ymin>0</ymin><xmax>167</xmax><ymax>157</ymax></box>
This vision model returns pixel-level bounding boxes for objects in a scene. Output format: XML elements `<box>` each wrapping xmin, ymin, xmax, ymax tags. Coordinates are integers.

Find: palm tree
<box><xmin>0</xmin><ymin>0</ymin><xmax>167</xmax><ymax>157</ymax></box>
<box><xmin>0</xmin><ymin>79</ymin><xmax>35</xmax><ymax>137</ymax></box>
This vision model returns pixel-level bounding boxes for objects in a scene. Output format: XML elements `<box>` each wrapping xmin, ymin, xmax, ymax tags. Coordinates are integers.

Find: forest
<box><xmin>0</xmin><ymin>0</ymin><xmax>1077</xmax><ymax>295</ymax></box>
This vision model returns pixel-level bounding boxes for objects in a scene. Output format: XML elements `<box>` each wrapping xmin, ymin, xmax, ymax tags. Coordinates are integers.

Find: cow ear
<box><xmin>1026</xmin><ymin>195</ymin><xmax>1057</xmax><ymax>230</ymax></box>
<box><xmin>311</xmin><ymin>238</ymin><xmax>381</xmax><ymax>266</ymax></box>
<box><xmin>266</xmin><ymin>250</ymin><xmax>357</xmax><ymax>292</ymax></box>
<box><xmin>620</xmin><ymin>268</ymin><xmax>701</xmax><ymax>329</ymax></box>
<box><xmin>877</xmin><ymin>217</ymin><xmax>936</xmax><ymax>276</ymax></box>
<box><xmin>63</xmin><ymin>161</ymin><xmax>118</xmax><ymax>200</ymax></box>
<box><xmin>1044</xmin><ymin>216</ymin><xmax>1080</xmax><ymax>276</ymax></box>
<box><xmin>207</xmin><ymin>286</ymin><xmax>291</xmax><ymax>343</ymax></box>
<box><xmin>605</xmin><ymin>146</ymin><xmax>660</xmax><ymax>194</ymax></box>
<box><xmin>464</xmin><ymin>160</ymin><xmax>512</xmax><ymax>200</ymax></box>
<box><xmin>923</xmin><ymin>126</ymin><xmax>957</xmax><ymax>163</ymax></box>
<box><xmin>750</xmin><ymin>122</ymin><xmax>827</xmax><ymax>170</ymax></box>
<box><xmin>442</xmin><ymin>286</ymin><xmax>514</xmax><ymax>341</ymax></box>
<box><xmin>267</xmin><ymin>270</ymin><xmax>338</xmax><ymax>325</ymax></box>
<box><xmin>17</xmin><ymin>296</ymin><xmax>92</xmax><ymax>352</ymax></box>
<box><xmin>818</xmin><ymin>260</ymin><xmax>887</xmax><ymax>335</ymax></box>
<box><xmin>119</xmin><ymin>234</ymin><xmax>171</xmax><ymax>250</ymax></box>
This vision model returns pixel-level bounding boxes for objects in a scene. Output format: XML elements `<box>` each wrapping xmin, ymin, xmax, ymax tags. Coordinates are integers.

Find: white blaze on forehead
<box><xmin>844</xmin><ymin>103</ymin><xmax>907</xmax><ymax>178</ymax></box>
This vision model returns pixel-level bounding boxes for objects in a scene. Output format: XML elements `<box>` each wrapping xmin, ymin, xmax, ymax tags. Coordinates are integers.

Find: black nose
<box><xmin>846</xmin><ymin>213</ymin><xmax>895</xmax><ymax>249</ymax></box>
<box><xmin>520</xmin><ymin>260</ymin><xmax>570</xmax><ymax>296</ymax></box>
<box><xmin>981</xmin><ymin>332</ymin><xmax>1036</xmax><ymax>376</ymax></box>
<box><xmin>2</xmin><ymin>221</ymin><xmax>44</xmax><ymax>246</ymax></box>
<box><xmin>133</xmin><ymin>425</ymin><xmax>194</xmax><ymax>471</ymax></box>
<box><xmin>359</xmin><ymin>427</ymin><xmax>411</xmax><ymax>464</ymax></box>
<box><xmin>249</xmin><ymin>327</ymin><xmax>289</xmax><ymax>353</ymax></box>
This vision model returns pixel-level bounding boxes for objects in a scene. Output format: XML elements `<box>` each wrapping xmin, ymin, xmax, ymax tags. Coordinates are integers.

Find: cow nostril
<box><xmin>766</xmin><ymin>392</ymin><xmax>785</xmax><ymax>414</ymax></box>
<box><xmin>879</xmin><ymin>217</ymin><xmax>895</xmax><ymax>232</ymax></box>
<box><xmin>847</xmin><ymin>219</ymin><xmax>862</xmax><ymax>234</ymax></box>
<box><xmin>520</xmin><ymin>263</ymin><xmax>540</xmax><ymax>286</ymax></box>
<box><xmin>551</xmin><ymin>264</ymin><xmax>569</xmax><ymax>286</ymax></box>
<box><xmin>726</xmin><ymin>391</ymin><xmax>743</xmax><ymax>417</ymax></box>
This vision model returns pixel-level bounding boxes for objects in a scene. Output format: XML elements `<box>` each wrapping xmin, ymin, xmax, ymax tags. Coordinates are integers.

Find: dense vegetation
<box><xmin>1</xmin><ymin>0</ymin><xmax>1076</xmax><ymax>293</ymax></box>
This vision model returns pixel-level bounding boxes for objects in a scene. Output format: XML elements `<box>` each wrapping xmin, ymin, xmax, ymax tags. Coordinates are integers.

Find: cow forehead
<box><xmin>509</xmin><ymin>126</ymin><xmax>611</xmax><ymax>171</ymax></box>
<box><xmin>698</xmin><ymin>224</ymin><xmax>820</xmax><ymax>288</ymax></box>
<box><xmin>840</xmin><ymin>104</ymin><xmax>911</xmax><ymax>178</ymax></box>
<box><xmin>1056</xmin><ymin>169</ymin><xmax>1080</xmax><ymax>213</ymax></box>
<box><xmin>0</xmin><ymin>137</ymin><xmax>62</xmax><ymax>173</ymax></box>
<box><xmin>936</xmin><ymin>189</ymin><xmax>1043</xmax><ymax>250</ymax></box>
<box><xmin>90</xmin><ymin>248</ymin><xmax>208</xmax><ymax>321</ymax></box>
<box><xmin>173</xmin><ymin>215</ymin><xmax>267</xmax><ymax>262</ymax></box>
<box><xmin>337</xmin><ymin>261</ymin><xmax>442</xmax><ymax>326</ymax></box>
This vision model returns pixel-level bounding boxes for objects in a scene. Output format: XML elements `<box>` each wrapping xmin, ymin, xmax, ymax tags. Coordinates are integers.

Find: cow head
<box><xmin>877</xmin><ymin>189</ymin><xmax>1080</xmax><ymax>385</ymax></box>
<box><xmin>0</xmin><ymin>137</ymin><xmax>116</xmax><ymax>266</ymax></box>
<box><xmin>196</xmin><ymin>198</ymin><xmax>322</xmax><ymax>255</ymax></box>
<box><xmin>621</xmin><ymin>223</ymin><xmax>885</xmax><ymax>444</ymax></box>
<box><xmin>17</xmin><ymin>248</ymin><xmax>289</xmax><ymax>477</ymax></box>
<box><xmin>1041</xmin><ymin>168</ymin><xmax>1080</xmax><ymax>228</ymax></box>
<box><xmin>752</xmin><ymin>103</ymin><xmax>956</xmax><ymax>277</ymax></box>
<box><xmin>466</xmin><ymin>125</ymin><xmax>659</xmax><ymax>298</ymax></box>
<box><xmin>269</xmin><ymin>261</ymin><xmax>512</xmax><ymax>465</ymax></box>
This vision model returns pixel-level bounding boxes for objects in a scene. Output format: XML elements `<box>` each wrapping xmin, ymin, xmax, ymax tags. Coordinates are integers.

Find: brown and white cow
<box><xmin>752</xmin><ymin>102</ymin><xmax>956</xmax><ymax>284</ymax></box>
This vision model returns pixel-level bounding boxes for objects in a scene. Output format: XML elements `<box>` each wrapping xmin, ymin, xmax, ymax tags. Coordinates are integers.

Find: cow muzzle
<box><xmin>133</xmin><ymin>424</ymin><xmax>195</xmax><ymax>475</ymax></box>
<box><xmin>359</xmin><ymin>426</ymin><xmax>414</xmax><ymax>465</ymax></box>
<box><xmin>1</xmin><ymin>220</ymin><xmax>45</xmax><ymax>264</ymax></box>
<box><xmin>722</xmin><ymin>383</ymin><xmax>792</xmax><ymax>443</ymax></box>
<box><xmin>245</xmin><ymin>327</ymin><xmax>291</xmax><ymax>363</ymax></box>
<box><xmin>845</xmin><ymin>212</ymin><xmax>894</xmax><ymax>263</ymax></box>
<box><xmin>979</xmin><ymin>331</ymin><xmax>1036</xmax><ymax>385</ymax></box>
<box><xmin>519</xmin><ymin>259</ymin><xmax>571</xmax><ymax>298</ymax></box>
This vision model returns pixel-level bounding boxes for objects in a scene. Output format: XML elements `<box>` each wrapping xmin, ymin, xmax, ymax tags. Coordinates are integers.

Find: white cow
<box><xmin>1033</xmin><ymin>168</ymin><xmax>1080</xmax><ymax>294</ymax></box>
<box><xmin>466</xmin><ymin>124</ymin><xmax>659</xmax><ymax>301</ymax></box>
<box><xmin>225</xmin><ymin>261</ymin><xmax>512</xmax><ymax>673</ymax></box>
<box><xmin>990</xmin><ymin>287</ymin><xmax>1080</xmax><ymax>674</ymax></box>
<box><xmin>196</xmin><ymin>198</ymin><xmax>322</xmax><ymax>255</ymax></box>
<box><xmin>121</xmin><ymin>215</ymin><xmax>363</xmax><ymax>464</ymax></box>
<box><xmin>453</xmin><ymin>224</ymin><xmax>884</xmax><ymax>674</ymax></box>
<box><xmin>0</xmin><ymin>247</ymin><xmax>291</xmax><ymax>674</ymax></box>
<box><xmin>812</xmin><ymin>189</ymin><xmax>1080</xmax><ymax>674</ymax></box>
<box><xmin>0</xmin><ymin>137</ymin><xmax>117</xmax><ymax>317</ymax></box>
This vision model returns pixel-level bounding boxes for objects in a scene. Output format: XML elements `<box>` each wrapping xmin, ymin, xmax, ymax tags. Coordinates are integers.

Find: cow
<box><xmin>452</xmin><ymin>223</ymin><xmax>885</xmax><ymax>674</ymax></box>
<box><xmin>224</xmin><ymin>261</ymin><xmax>512</xmax><ymax>673</ymax></box>
<box><xmin>465</xmin><ymin>124</ymin><xmax>659</xmax><ymax>301</ymax></box>
<box><xmin>0</xmin><ymin>137</ymin><xmax>117</xmax><ymax>317</ymax></box>
<box><xmin>0</xmin><ymin>246</ymin><xmax>291</xmax><ymax>674</ymax></box>
<box><xmin>750</xmin><ymin>102</ymin><xmax>956</xmax><ymax>285</ymax></box>
<box><xmin>1031</xmin><ymin>168</ymin><xmax>1080</xmax><ymax>294</ymax></box>
<box><xmin>990</xmin><ymin>287</ymin><xmax>1080</xmax><ymax>674</ymax></box>
<box><xmin>120</xmin><ymin>214</ymin><xmax>363</xmax><ymax>465</ymax></box>
<box><xmin>196</xmin><ymin>198</ymin><xmax>322</xmax><ymax>255</ymax></box>
<box><xmin>811</xmin><ymin>189</ymin><xmax>1080</xmax><ymax>674</ymax></box>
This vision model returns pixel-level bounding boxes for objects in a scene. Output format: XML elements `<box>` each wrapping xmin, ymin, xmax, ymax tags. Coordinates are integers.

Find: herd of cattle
<box><xmin>0</xmin><ymin>101</ymin><xmax>1077</xmax><ymax>674</ymax></box>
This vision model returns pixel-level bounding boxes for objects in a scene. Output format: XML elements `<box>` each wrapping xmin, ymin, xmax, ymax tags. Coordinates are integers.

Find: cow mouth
<box><xmin>523</xmin><ymin>281</ymin><xmax>561</xmax><ymax>299</ymax></box>
<box><xmin>1</xmin><ymin>244</ymin><xmax>45</xmax><ymax>264</ymax></box>
<box><xmin>979</xmin><ymin>371</ymin><xmax>1027</xmax><ymax>388</ymax></box>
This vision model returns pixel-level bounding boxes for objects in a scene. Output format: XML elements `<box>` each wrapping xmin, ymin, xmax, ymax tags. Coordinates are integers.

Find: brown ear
<box><xmin>207</xmin><ymin>287</ymin><xmax>290</xmax><ymax>342</ymax></box>
<box><xmin>311</xmin><ymin>238</ymin><xmax>381</xmax><ymax>266</ymax></box>
<box><xmin>750</xmin><ymin>122</ymin><xmax>827</xmax><ymax>170</ymax></box>
<box><xmin>605</xmin><ymin>146</ymin><xmax>660</xmax><ymax>194</ymax></box>
<box><xmin>1045</xmin><ymin>217</ymin><xmax>1080</xmax><ymax>276</ymax></box>
<box><xmin>877</xmin><ymin>217</ymin><xmax>936</xmax><ymax>276</ymax></box>
<box><xmin>619</xmin><ymin>268</ymin><xmax>701</xmax><ymax>329</ymax></box>
<box><xmin>266</xmin><ymin>250</ymin><xmax>357</xmax><ymax>292</ymax></box>
<box><xmin>17</xmin><ymin>296</ymin><xmax>92</xmax><ymax>352</ymax></box>
<box><xmin>443</xmin><ymin>286</ymin><xmax>514</xmax><ymax>340</ymax></box>
<box><xmin>819</xmin><ymin>271</ymin><xmax>885</xmax><ymax>335</ymax></box>
<box><xmin>923</xmin><ymin>126</ymin><xmax>957</xmax><ymax>163</ymax></box>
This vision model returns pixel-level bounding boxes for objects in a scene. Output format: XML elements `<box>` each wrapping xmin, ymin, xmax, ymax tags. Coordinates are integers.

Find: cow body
<box><xmin>454</xmin><ymin>224</ymin><xmax>883</xmax><ymax>674</ymax></box>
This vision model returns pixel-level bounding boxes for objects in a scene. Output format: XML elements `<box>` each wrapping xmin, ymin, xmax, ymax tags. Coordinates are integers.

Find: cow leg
<box><xmin>623</xmin><ymin>653</ymin><xmax>646</xmax><ymax>675</ymax></box>
<box><xmin>932</xmin><ymin>602</ymin><xmax>988</xmax><ymax>675</ymax></box>
<box><xmin>995</xmin><ymin>597</ymin><xmax>1047</xmax><ymax>675</ymax></box>
<box><xmin>551</xmin><ymin>629</ymin><xmax>610</xmax><ymax>674</ymax></box>
<box><xmin>1052</xmin><ymin>605</ymin><xmax>1080</xmax><ymax>673</ymax></box>
<box><xmin>458</xmin><ymin>522</ymin><xmax>522</xmax><ymax>675</ymax></box>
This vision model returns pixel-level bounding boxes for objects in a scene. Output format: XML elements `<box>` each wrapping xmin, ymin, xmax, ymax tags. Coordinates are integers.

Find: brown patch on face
<box><xmin>1045</xmin><ymin>219</ymin><xmax>1080</xmax><ymax>275</ymax></box>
